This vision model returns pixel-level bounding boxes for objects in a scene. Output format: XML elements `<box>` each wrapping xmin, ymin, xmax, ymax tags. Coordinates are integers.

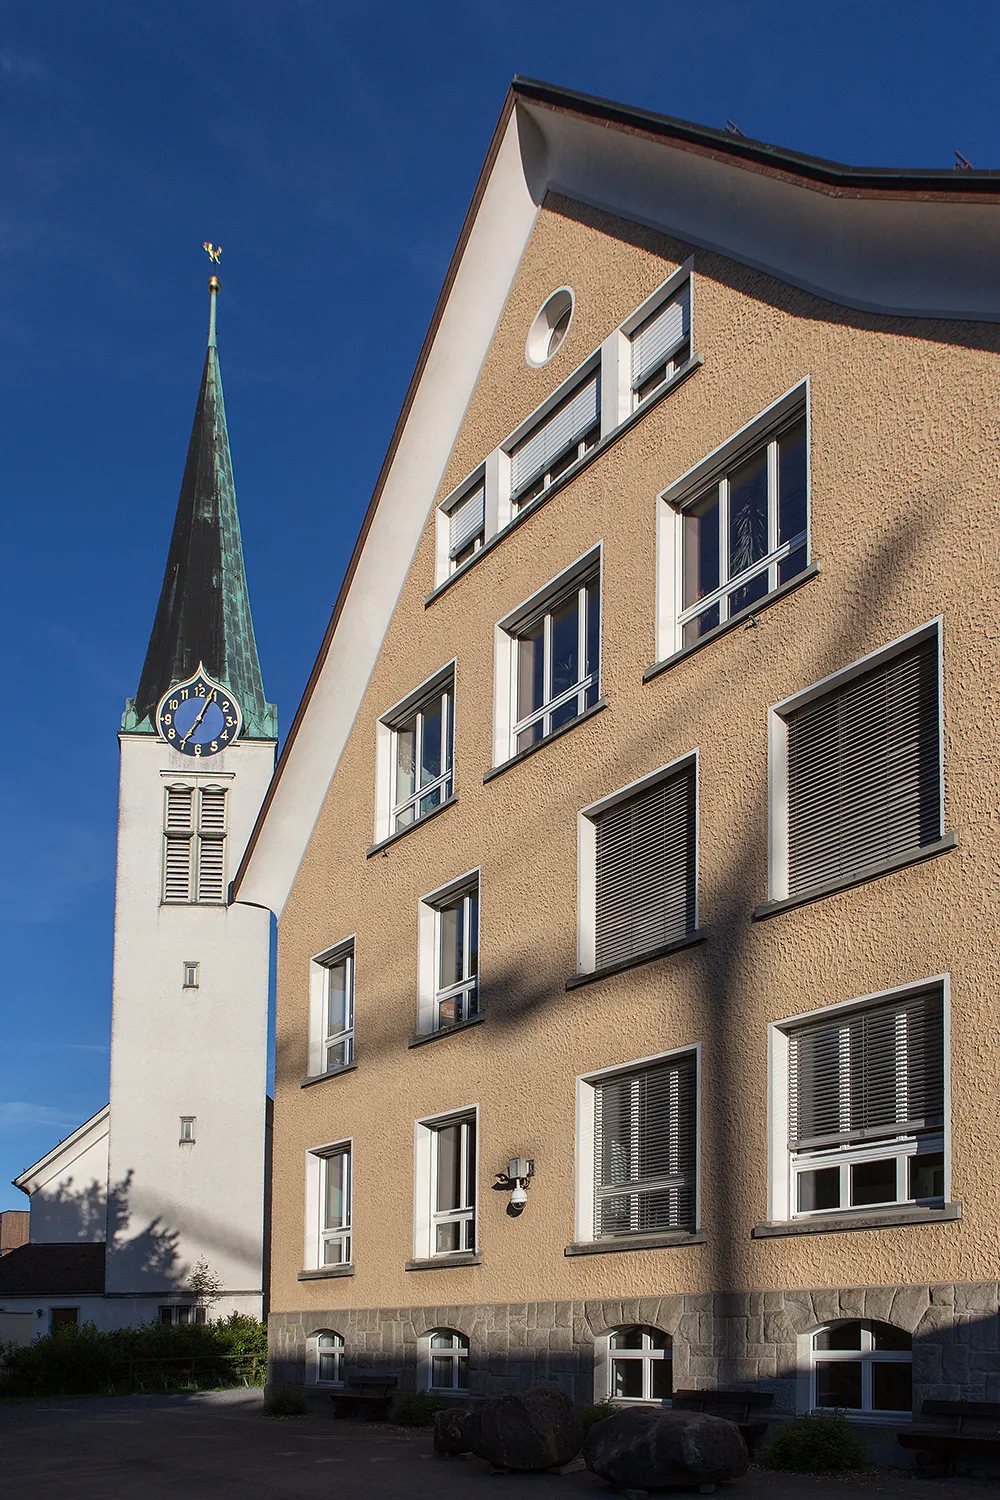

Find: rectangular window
<box><xmin>380</xmin><ymin>669</ymin><xmax>455</xmax><ymax>838</ymax></box>
<box><xmin>591</xmin><ymin>1054</ymin><xmax>697</xmax><ymax>1238</ymax></box>
<box><xmin>656</xmin><ymin>385</ymin><xmax>808</xmax><ymax>663</ymax></box>
<box><xmin>431</xmin><ymin>1115</ymin><xmax>476</xmax><ymax>1254</ymax></box>
<box><xmin>630</xmin><ymin>283</ymin><xmax>690</xmax><ymax>408</ymax></box>
<box><xmin>318</xmin><ymin>1146</ymin><xmax>352</xmax><ymax>1266</ymax></box>
<box><xmin>159</xmin><ymin>1304</ymin><xmax>206</xmax><ymax>1325</ymax></box>
<box><xmin>785</xmin><ymin>984</ymin><xmax>945</xmax><ymax>1218</ymax></box>
<box><xmin>497</xmin><ymin>552</ymin><xmax>601</xmax><ymax>763</ymax></box>
<box><xmin>417</xmin><ymin>876</ymin><xmax>480</xmax><ymax>1034</ymax></box>
<box><xmin>320</xmin><ymin>946</ymin><xmax>354</xmax><ymax>1072</ymax></box>
<box><xmin>581</xmin><ymin>758</ymin><xmax>697</xmax><ymax>974</ymax></box>
<box><xmin>508</xmin><ymin>370</ymin><xmax>600</xmax><ymax>510</ymax></box>
<box><xmin>445</xmin><ymin>480</ymin><xmax>486</xmax><ymax>572</ymax></box>
<box><xmin>163</xmin><ymin>784</ymin><xmax>228</xmax><ymax>904</ymax></box>
<box><xmin>179</xmin><ymin>1117</ymin><xmax>196</xmax><ymax>1143</ymax></box>
<box><xmin>776</xmin><ymin>629</ymin><xmax>941</xmax><ymax>899</ymax></box>
<box><xmin>182</xmin><ymin>962</ymin><xmax>199</xmax><ymax>989</ymax></box>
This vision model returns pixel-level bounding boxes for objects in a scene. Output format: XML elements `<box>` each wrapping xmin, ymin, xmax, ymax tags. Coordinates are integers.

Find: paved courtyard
<box><xmin>0</xmin><ymin>1390</ymin><xmax>998</xmax><ymax>1499</ymax></box>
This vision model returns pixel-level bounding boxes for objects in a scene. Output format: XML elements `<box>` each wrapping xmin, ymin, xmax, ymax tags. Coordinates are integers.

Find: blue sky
<box><xmin>2</xmin><ymin>0</ymin><xmax>998</xmax><ymax>1210</ymax></box>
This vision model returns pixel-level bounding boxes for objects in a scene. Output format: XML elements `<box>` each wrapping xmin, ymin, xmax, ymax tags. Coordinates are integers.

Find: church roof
<box><xmin>123</xmin><ymin>280</ymin><xmax>277</xmax><ymax>740</ymax></box>
<box><xmin>0</xmin><ymin>1242</ymin><xmax>106</xmax><ymax>1296</ymax></box>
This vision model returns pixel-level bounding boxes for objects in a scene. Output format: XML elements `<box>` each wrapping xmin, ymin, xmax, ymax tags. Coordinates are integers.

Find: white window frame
<box><xmin>307</xmin><ymin>938</ymin><xmax>355</xmax><ymax>1077</ymax></box>
<box><xmin>179</xmin><ymin>1116</ymin><xmax>196</xmax><ymax>1144</ymax></box>
<box><xmin>413</xmin><ymin>1106</ymin><xmax>479</xmax><ymax>1260</ymax></box>
<box><xmin>417</xmin><ymin>871</ymin><xmax>480</xmax><ymax>1035</ymax></box>
<box><xmin>493</xmin><ymin>546</ymin><xmax>602</xmax><ymax>767</ymax></box>
<box><xmin>595</xmin><ymin>1327</ymin><xmax>673</xmax><ymax>1404</ymax></box>
<box><xmin>576</xmin><ymin>750</ymin><xmax>699</xmax><ymax>975</ymax></box>
<box><xmin>432</xmin><ymin>264</ymin><xmax>695</xmax><ymax>588</ymax></box>
<box><xmin>655</xmin><ymin>379</ymin><xmax>809</xmax><ymax>664</ymax></box>
<box><xmin>574</xmin><ymin>1046</ymin><xmax>701</xmax><ymax>1245</ymax></box>
<box><xmin>159</xmin><ymin>1303</ymin><xmax>207</xmax><ymax>1326</ymax></box>
<box><xmin>182</xmin><ymin>961</ymin><xmax>199</xmax><ymax>989</ymax></box>
<box><xmin>420</xmin><ymin>1328</ymin><xmax>470</xmax><ymax>1393</ymax></box>
<box><xmin>766</xmin><ymin>618</ymin><xmax>943</xmax><ymax>903</ymax></box>
<box><xmin>303</xmin><ymin>1139</ymin><xmax>353</xmax><ymax>1271</ymax></box>
<box><xmin>375</xmin><ymin>663</ymin><xmax>455</xmax><ymax>843</ymax></box>
<box><xmin>807</xmin><ymin>1320</ymin><xmax>912</xmax><ymax>1418</ymax></box>
<box><xmin>767</xmin><ymin>976</ymin><xmax>951</xmax><ymax>1224</ymax></box>
<box><xmin>307</xmin><ymin>1329</ymin><xmax>346</xmax><ymax>1386</ymax></box>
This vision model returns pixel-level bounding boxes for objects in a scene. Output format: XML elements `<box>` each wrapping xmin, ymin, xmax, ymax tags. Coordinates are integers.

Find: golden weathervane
<box><xmin>203</xmin><ymin>242</ymin><xmax>223</xmax><ymax>265</ymax></box>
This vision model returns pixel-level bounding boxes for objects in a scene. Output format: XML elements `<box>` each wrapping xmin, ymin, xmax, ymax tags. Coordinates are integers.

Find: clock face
<box><xmin>156</xmin><ymin>667</ymin><xmax>242</xmax><ymax>757</ymax></box>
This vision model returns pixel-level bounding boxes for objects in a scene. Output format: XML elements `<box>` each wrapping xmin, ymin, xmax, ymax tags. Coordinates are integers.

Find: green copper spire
<box><xmin>123</xmin><ymin>275</ymin><xmax>277</xmax><ymax>739</ymax></box>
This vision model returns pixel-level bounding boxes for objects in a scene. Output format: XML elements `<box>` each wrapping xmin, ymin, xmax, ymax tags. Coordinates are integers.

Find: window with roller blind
<box><xmin>776</xmin><ymin>981</ymin><xmax>946</xmax><ymax>1220</ymax></box>
<box><xmin>162</xmin><ymin>784</ymin><xmax>228</xmax><ymax>904</ymax></box>
<box><xmin>629</xmin><ymin>281</ymin><xmax>691</xmax><ymax>408</ymax></box>
<box><xmin>508</xmin><ymin>366</ymin><xmax>601</xmax><ymax>511</ymax></box>
<box><xmin>444</xmin><ymin>477</ymin><xmax>485</xmax><ymax>572</ymax></box>
<box><xmin>769</xmin><ymin>623</ymin><xmax>944</xmax><ymax>904</ymax></box>
<box><xmin>578</xmin><ymin>1051</ymin><xmax>699</xmax><ymax>1242</ymax></box>
<box><xmin>578</xmin><ymin>755</ymin><xmax>697</xmax><ymax>976</ymax></box>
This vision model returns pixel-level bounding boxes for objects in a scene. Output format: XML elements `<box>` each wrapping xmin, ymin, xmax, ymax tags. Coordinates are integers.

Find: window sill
<box><xmin>404</xmin><ymin>1252</ymin><xmax>482</xmax><ymax>1271</ymax></box>
<box><xmin>751</xmin><ymin>1203</ymin><xmax>962</xmax><ymax>1239</ymax></box>
<box><xmin>407</xmin><ymin>1015</ymin><xmax>485</xmax><ymax>1049</ymax></box>
<box><xmin>483</xmin><ymin>699</ymin><xmax>608</xmax><ymax>783</ymax></box>
<box><xmin>643</xmin><ymin>563</ymin><xmax>821</xmax><ymax>684</ymax></box>
<box><xmin>297</xmin><ymin>1265</ymin><xmax>356</xmax><ymax>1280</ymax></box>
<box><xmin>752</xmin><ymin>833</ymin><xmax>959</xmax><ymax>921</ymax></box>
<box><xmin>565</xmin><ymin>1230</ymin><xmax>706</xmax><ymax>1257</ymax></box>
<box><xmin>366</xmin><ymin>794</ymin><xmax>458</xmax><ymax>858</ymax></box>
<box><xmin>300</xmin><ymin>1063</ymin><xmax>358</xmax><ymax>1089</ymax></box>
<box><xmin>566</xmin><ymin>932</ymin><xmax>705</xmax><ymax>990</ymax></box>
<box><xmin>425</xmin><ymin>355</ymin><xmax>703</xmax><ymax>608</ymax></box>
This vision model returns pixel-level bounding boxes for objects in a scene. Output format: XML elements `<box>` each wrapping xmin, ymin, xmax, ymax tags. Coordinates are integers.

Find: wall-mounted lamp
<box><xmin>496</xmin><ymin>1157</ymin><xmax>535</xmax><ymax>1216</ymax></box>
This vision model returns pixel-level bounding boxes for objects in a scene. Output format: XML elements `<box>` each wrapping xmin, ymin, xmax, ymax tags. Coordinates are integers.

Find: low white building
<box><xmin>0</xmin><ymin>278</ymin><xmax>275</xmax><ymax>1336</ymax></box>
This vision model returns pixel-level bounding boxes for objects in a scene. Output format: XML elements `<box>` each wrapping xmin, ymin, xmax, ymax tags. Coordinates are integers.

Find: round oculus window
<box><xmin>526</xmin><ymin>288</ymin><xmax>574</xmax><ymax>367</ymax></box>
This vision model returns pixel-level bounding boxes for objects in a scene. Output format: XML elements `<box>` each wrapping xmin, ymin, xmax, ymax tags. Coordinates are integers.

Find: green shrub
<box><xmin>264</xmin><ymin>1384</ymin><xmax>307</xmax><ymax>1416</ymax></box>
<box><xmin>0</xmin><ymin>1313</ymin><xmax>267</xmax><ymax>1400</ymax></box>
<box><xmin>759</xmin><ymin>1412</ymin><xmax>866</xmax><ymax>1472</ymax></box>
<box><xmin>577</xmin><ymin>1398</ymin><xmax>617</xmax><ymax>1433</ymax></box>
<box><xmin>392</xmin><ymin>1390</ymin><xmax>445</xmax><ymax>1426</ymax></box>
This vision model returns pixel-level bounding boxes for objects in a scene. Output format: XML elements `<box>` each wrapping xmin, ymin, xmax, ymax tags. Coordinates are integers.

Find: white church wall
<box><xmin>106</xmin><ymin>731</ymin><xmax>274</xmax><ymax>1311</ymax></box>
<box><xmin>16</xmin><ymin>1107</ymin><xmax>110</xmax><ymax>1245</ymax></box>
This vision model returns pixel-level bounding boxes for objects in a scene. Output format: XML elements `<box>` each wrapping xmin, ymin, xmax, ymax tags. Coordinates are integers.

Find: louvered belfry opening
<box><xmin>162</xmin><ymin>784</ymin><xmax>227</xmax><ymax>904</ymax></box>
<box><xmin>789</xmin><ymin>987</ymin><xmax>944</xmax><ymax>1152</ymax></box>
<box><xmin>785</xmin><ymin>635</ymin><xmax>940</xmax><ymax>896</ymax></box>
<box><xmin>594</xmin><ymin>763</ymin><xmax>696</xmax><ymax>970</ymax></box>
<box><xmin>594</xmin><ymin>1055</ymin><xmax>697</xmax><ymax>1236</ymax></box>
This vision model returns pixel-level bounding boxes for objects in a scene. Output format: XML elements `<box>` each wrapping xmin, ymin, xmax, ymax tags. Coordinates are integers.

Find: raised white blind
<box><xmin>786</xmin><ymin>637</ymin><xmax>940</xmax><ymax>896</ymax></box>
<box><xmin>630</xmin><ymin>286</ymin><xmax>690</xmax><ymax>388</ymax></box>
<box><xmin>594</xmin><ymin>765</ymin><xmax>696</xmax><ymax>970</ymax></box>
<box><xmin>448</xmin><ymin>484</ymin><xmax>485</xmax><ymax>560</ymax></box>
<box><xmin>509</xmin><ymin>373</ymin><xmax>600</xmax><ymax>496</ymax></box>
<box><xmin>594</xmin><ymin>1056</ymin><xmax>697</xmax><ymax>1236</ymax></box>
<box><xmin>788</xmin><ymin>987</ymin><xmax>944</xmax><ymax>1151</ymax></box>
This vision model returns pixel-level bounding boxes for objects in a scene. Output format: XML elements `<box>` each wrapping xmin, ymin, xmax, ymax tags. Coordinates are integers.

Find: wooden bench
<box><xmin>671</xmin><ymin>1389</ymin><xmax>775</xmax><ymax>1456</ymax></box>
<box><xmin>898</xmin><ymin>1399</ymin><xmax>1000</xmax><ymax>1475</ymax></box>
<box><xmin>329</xmin><ymin>1376</ymin><xmax>398</xmax><ymax>1420</ymax></box>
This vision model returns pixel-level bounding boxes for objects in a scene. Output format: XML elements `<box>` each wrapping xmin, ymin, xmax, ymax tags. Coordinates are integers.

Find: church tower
<box><xmin>106</xmin><ymin>272</ymin><xmax>276</xmax><ymax>1320</ymax></box>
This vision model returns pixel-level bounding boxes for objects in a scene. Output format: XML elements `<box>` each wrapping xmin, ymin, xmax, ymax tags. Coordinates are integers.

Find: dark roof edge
<box><xmin>513</xmin><ymin>76</ymin><xmax>1000</xmax><ymax>196</ymax></box>
<box><xmin>230</xmin><ymin>86</ymin><xmax>519</xmax><ymax>901</ymax></box>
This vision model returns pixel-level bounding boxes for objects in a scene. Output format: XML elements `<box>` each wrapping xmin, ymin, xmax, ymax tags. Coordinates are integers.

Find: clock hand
<box><xmin>180</xmin><ymin>696</ymin><xmax>214</xmax><ymax>744</ymax></box>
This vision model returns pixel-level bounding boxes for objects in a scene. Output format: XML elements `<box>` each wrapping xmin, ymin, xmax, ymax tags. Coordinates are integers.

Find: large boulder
<box><xmin>583</xmin><ymin>1407</ymin><xmax>748</xmax><ymax>1490</ymax></box>
<box><xmin>433</xmin><ymin>1406</ymin><xmax>473</xmax><ymax>1455</ymax></box>
<box><xmin>467</xmin><ymin>1385</ymin><xmax>583</xmax><ymax>1471</ymax></box>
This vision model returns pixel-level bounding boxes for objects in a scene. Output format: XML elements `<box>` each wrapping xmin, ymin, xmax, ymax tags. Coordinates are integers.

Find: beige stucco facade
<box><xmin>250</xmin><ymin>92</ymin><xmax>1000</xmax><ymax>1439</ymax></box>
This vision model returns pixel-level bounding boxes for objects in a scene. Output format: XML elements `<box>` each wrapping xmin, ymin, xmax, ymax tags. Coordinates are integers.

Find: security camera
<box><xmin>510</xmin><ymin>1182</ymin><xmax>528</xmax><ymax>1208</ymax></box>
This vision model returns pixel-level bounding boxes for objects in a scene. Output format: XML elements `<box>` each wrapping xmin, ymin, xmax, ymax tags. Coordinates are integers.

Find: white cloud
<box><xmin>0</xmin><ymin>1101</ymin><xmax>81</xmax><ymax>1129</ymax></box>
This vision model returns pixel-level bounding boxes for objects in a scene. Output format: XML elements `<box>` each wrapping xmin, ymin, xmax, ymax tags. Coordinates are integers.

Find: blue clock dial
<box><xmin>156</xmin><ymin>667</ymin><xmax>242</xmax><ymax>758</ymax></box>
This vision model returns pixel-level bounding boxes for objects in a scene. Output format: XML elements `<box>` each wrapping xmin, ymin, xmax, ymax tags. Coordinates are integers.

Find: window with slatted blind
<box><xmin>590</xmin><ymin>762</ymin><xmax>697</xmax><ymax>972</ymax></box>
<box><xmin>590</xmin><ymin>1054</ymin><xmax>698</xmax><ymax>1238</ymax></box>
<box><xmin>782</xmin><ymin>983</ymin><xmax>946</xmax><ymax>1218</ymax></box>
<box><xmin>773</xmin><ymin>626</ymin><xmax>943</xmax><ymax>901</ymax></box>
<box><xmin>445</xmin><ymin>480</ymin><xmax>485</xmax><ymax>572</ymax></box>
<box><xmin>630</xmin><ymin>282</ymin><xmax>690</xmax><ymax>408</ymax></box>
<box><xmin>508</xmin><ymin>369</ymin><xmax>601</xmax><ymax>509</ymax></box>
<box><xmin>162</xmin><ymin>784</ymin><xmax>228</xmax><ymax>904</ymax></box>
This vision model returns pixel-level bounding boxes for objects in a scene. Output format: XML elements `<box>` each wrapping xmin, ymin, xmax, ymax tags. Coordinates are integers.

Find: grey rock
<box><xmin>583</xmin><ymin>1408</ymin><xmax>749</xmax><ymax>1490</ymax></box>
<box><xmin>467</xmin><ymin>1385</ymin><xmax>583</xmax><ymax>1471</ymax></box>
<box><xmin>433</xmin><ymin>1407</ymin><xmax>473</xmax><ymax>1456</ymax></box>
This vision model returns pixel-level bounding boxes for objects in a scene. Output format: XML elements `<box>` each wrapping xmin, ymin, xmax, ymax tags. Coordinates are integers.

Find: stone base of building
<box><xmin>269</xmin><ymin>1280</ymin><xmax>1000</xmax><ymax>1467</ymax></box>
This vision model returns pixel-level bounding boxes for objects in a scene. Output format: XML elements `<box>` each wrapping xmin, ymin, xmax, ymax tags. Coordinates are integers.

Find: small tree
<box><xmin>187</xmin><ymin>1257</ymin><xmax>224</xmax><ymax>1309</ymax></box>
